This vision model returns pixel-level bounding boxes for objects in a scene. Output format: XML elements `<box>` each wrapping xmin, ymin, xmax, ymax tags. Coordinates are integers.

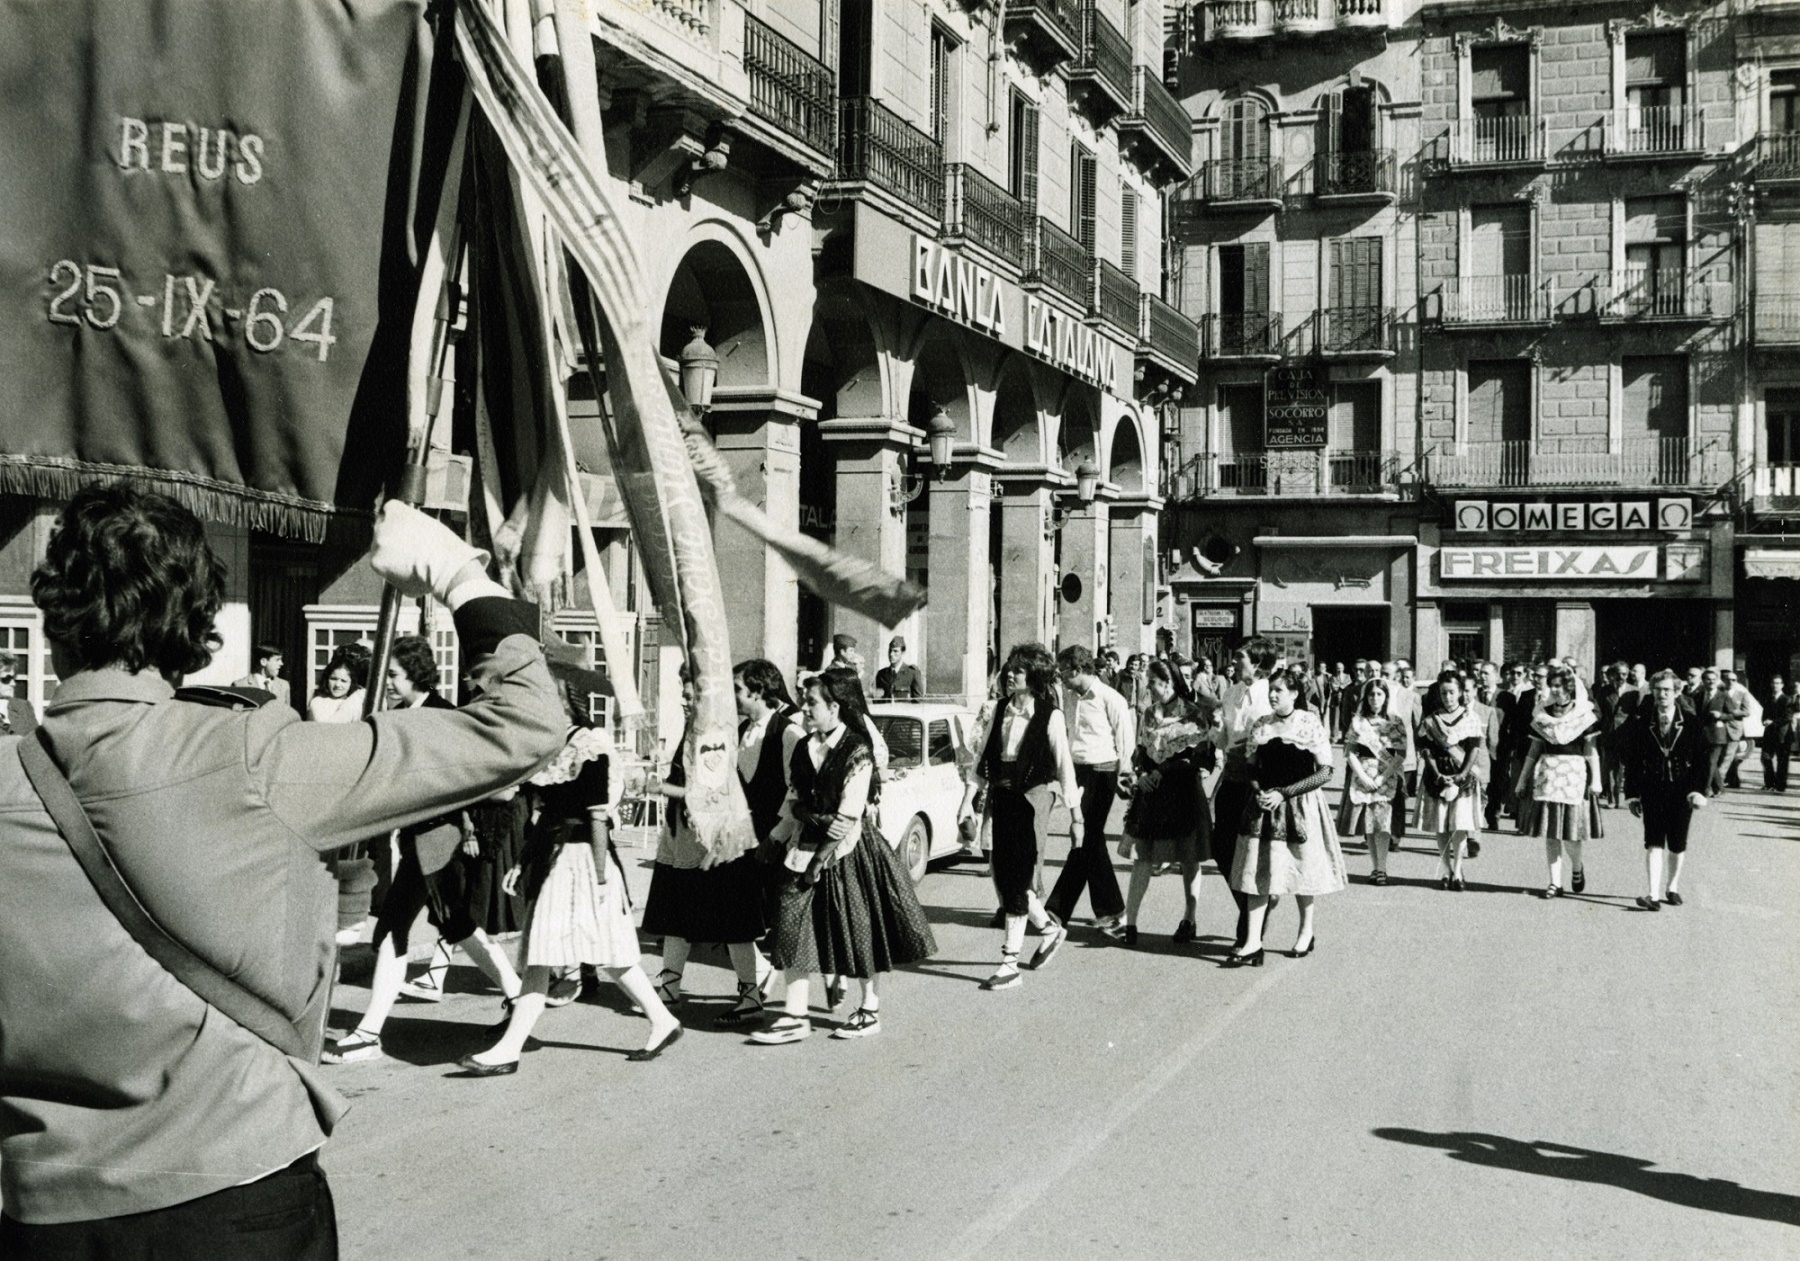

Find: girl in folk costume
<box><xmin>459</xmin><ymin>687</ymin><xmax>683</xmax><ymax>1075</ymax></box>
<box><xmin>1513</xmin><ymin>665</ymin><xmax>1604</xmax><ymax>899</ymax></box>
<box><xmin>750</xmin><ymin>672</ymin><xmax>935</xmax><ymax>1044</ymax></box>
<box><xmin>642</xmin><ymin>661</ymin><xmax>793</xmax><ymax>1026</ymax></box>
<box><xmin>968</xmin><ymin>644</ymin><xmax>1080</xmax><ymax>991</ymax></box>
<box><xmin>1226</xmin><ymin>672</ymin><xmax>1346</xmax><ymax>966</ymax></box>
<box><xmin>1116</xmin><ymin>659</ymin><xmax>1217</xmax><ymax>945</ymax></box>
<box><xmin>1339</xmin><ymin>677</ymin><xmax>1407</xmax><ymax>885</ymax></box>
<box><xmin>1415</xmin><ymin>670</ymin><xmax>1488</xmax><ymax>892</ymax></box>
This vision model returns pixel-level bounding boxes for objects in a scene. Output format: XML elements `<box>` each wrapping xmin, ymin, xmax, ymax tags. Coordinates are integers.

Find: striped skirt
<box><xmin>520</xmin><ymin>844</ymin><xmax>642</xmax><ymax>970</ymax></box>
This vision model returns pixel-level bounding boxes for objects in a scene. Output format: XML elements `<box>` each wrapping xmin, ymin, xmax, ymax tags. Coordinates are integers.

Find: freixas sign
<box><xmin>910</xmin><ymin>235</ymin><xmax>1121</xmax><ymax>393</ymax></box>
<box><xmin>1441</xmin><ymin>546</ymin><xmax>1659</xmax><ymax>580</ymax></box>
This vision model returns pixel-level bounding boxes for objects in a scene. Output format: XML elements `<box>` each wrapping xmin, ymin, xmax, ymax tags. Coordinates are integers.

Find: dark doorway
<box><xmin>248</xmin><ymin>533</ymin><xmax>322</xmax><ymax>715</ymax></box>
<box><xmin>1311</xmin><ymin>605</ymin><xmax>1387</xmax><ymax>669</ymax></box>
<box><xmin>1596</xmin><ymin>599</ymin><xmax>1709</xmax><ymax>674</ymax></box>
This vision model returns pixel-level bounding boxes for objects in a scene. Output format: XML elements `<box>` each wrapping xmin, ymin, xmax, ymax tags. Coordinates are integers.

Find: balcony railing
<box><xmin>1755</xmin><ymin>131</ymin><xmax>1800</xmax><ymax>181</ymax></box>
<box><xmin>1004</xmin><ymin>0</ymin><xmax>1080</xmax><ymax>68</ymax></box>
<box><xmin>1091</xmin><ymin>258</ymin><xmax>1140</xmax><ymax>333</ymax></box>
<box><xmin>1164</xmin><ymin>449</ymin><xmax>1401</xmax><ymax>498</ymax></box>
<box><xmin>1313</xmin><ymin>148</ymin><xmax>1397</xmax><ymax>198</ymax></box>
<box><xmin>1756</xmin><ymin>295</ymin><xmax>1800</xmax><ymax>345</ymax></box>
<box><xmin>1601</xmin><ymin>269</ymin><xmax>1715</xmax><ymax>321</ymax></box>
<box><xmin>1316</xmin><ymin>305</ymin><xmax>1394</xmax><ymax>355</ymax></box>
<box><xmin>1208</xmin><ymin>0</ymin><xmax>1270</xmax><ymax>37</ymax></box>
<box><xmin>835</xmin><ymin>97</ymin><xmax>943</xmax><ymax>220</ymax></box>
<box><xmin>1448</xmin><ymin>114</ymin><xmax>1547</xmax><ymax>166</ymax></box>
<box><xmin>1426</xmin><ymin>439</ymin><xmax>1733</xmax><ymax>489</ymax></box>
<box><xmin>1276</xmin><ymin>0</ymin><xmax>1330</xmax><ymax>30</ymax></box>
<box><xmin>1139</xmin><ymin>293</ymin><xmax>1201</xmax><ymax>379</ymax></box>
<box><xmin>1119</xmin><ymin>67</ymin><xmax>1193</xmax><ymax>181</ymax></box>
<box><xmin>1336</xmin><ymin>0</ymin><xmax>1385</xmax><ymax>24</ymax></box>
<box><xmin>1026</xmin><ymin>216</ymin><xmax>1092</xmax><ymax>305</ymax></box>
<box><xmin>1606</xmin><ymin>105</ymin><xmax>1704</xmax><ymax>157</ymax></box>
<box><xmin>1202</xmin><ymin>312</ymin><xmax>1283</xmax><ymax>357</ymax></box>
<box><xmin>744</xmin><ymin>15</ymin><xmax>836</xmax><ymax>158</ymax></box>
<box><xmin>1068</xmin><ymin>3</ymin><xmax>1132</xmax><ymax>121</ymax></box>
<box><xmin>1200</xmin><ymin>156</ymin><xmax>1284</xmax><ymax>204</ymax></box>
<box><xmin>945</xmin><ymin>164</ymin><xmax>1027</xmax><ymax>270</ymax></box>
<box><xmin>1439</xmin><ymin>275</ymin><xmax>1555</xmax><ymax>324</ymax></box>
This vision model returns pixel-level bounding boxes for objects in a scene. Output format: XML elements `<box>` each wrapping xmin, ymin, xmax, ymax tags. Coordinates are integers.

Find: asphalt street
<box><xmin>322</xmin><ymin>772</ymin><xmax>1800</xmax><ymax>1261</ymax></box>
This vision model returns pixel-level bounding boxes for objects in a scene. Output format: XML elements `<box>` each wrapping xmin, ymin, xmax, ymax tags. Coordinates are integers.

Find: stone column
<box><xmin>1108</xmin><ymin>495</ymin><xmax>1163</xmax><ymax>658</ymax></box>
<box><xmin>1056</xmin><ymin>496</ymin><xmax>1110</xmax><ymax>654</ymax></box>
<box><xmin>1554</xmin><ymin>601</ymin><xmax>1598</xmax><ymax>676</ymax></box>
<box><xmin>924</xmin><ymin>448</ymin><xmax>1001</xmax><ymax>703</ymax></box>
<box><xmin>994</xmin><ymin>467</ymin><xmax>1064</xmax><ymax>655</ymax></box>
<box><xmin>818</xmin><ymin>416</ymin><xmax>922</xmax><ymax>666</ymax></box>
<box><xmin>1413</xmin><ymin>600</ymin><xmax>1444</xmax><ymax>678</ymax></box>
<box><xmin>708</xmin><ymin>389</ymin><xmax>815</xmax><ymax>683</ymax></box>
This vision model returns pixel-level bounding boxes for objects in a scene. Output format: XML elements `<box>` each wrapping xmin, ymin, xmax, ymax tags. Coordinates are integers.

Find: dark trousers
<box><xmin>1211</xmin><ymin>777</ymin><xmax>1254</xmax><ymax>947</ymax></box>
<box><xmin>1045</xmin><ymin>764</ymin><xmax>1124</xmax><ymax>922</ymax></box>
<box><xmin>1706</xmin><ymin>743</ymin><xmax>1733</xmax><ymax>795</ymax></box>
<box><xmin>1764</xmin><ymin>744</ymin><xmax>1791</xmax><ymax>792</ymax></box>
<box><xmin>2</xmin><ymin>1154</ymin><xmax>336</xmax><ymax>1261</ymax></box>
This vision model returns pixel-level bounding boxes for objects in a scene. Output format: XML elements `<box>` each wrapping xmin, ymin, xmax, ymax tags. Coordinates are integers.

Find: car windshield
<box><xmin>872</xmin><ymin>716</ymin><xmax>924</xmax><ymax>768</ymax></box>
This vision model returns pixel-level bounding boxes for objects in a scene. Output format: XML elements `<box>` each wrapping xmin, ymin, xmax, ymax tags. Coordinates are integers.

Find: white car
<box><xmin>867</xmin><ymin>702</ymin><xmax>980</xmax><ymax>883</ymax></box>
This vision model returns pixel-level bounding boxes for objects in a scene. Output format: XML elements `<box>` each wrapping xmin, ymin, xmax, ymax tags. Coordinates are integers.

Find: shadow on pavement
<box><xmin>1373</xmin><ymin>1129</ymin><xmax>1800</xmax><ymax>1227</ymax></box>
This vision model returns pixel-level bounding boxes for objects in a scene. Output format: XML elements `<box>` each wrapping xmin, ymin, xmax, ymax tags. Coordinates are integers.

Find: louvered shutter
<box><xmin>821</xmin><ymin>0</ymin><xmax>839</xmax><ymax>70</ymax></box>
<box><xmin>1021</xmin><ymin>100</ymin><xmax>1039</xmax><ymax>212</ymax></box>
<box><xmin>1331</xmin><ymin>236</ymin><xmax>1380</xmax><ymax>310</ymax></box>
<box><xmin>1243</xmin><ymin>241</ymin><xmax>1269</xmax><ymax>314</ymax></box>
<box><xmin>1122</xmin><ymin>190</ymin><xmax>1138</xmax><ymax>280</ymax></box>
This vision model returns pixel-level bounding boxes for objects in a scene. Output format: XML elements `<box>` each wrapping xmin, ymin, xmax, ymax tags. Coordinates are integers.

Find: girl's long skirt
<box><xmin>1418</xmin><ymin>784</ymin><xmax>1485</xmax><ymax>836</ymax></box>
<box><xmin>769</xmin><ymin>823</ymin><xmax>937</xmax><ymax>979</ymax></box>
<box><xmin>640</xmin><ymin>853</ymin><xmax>767</xmax><ymax>945</ymax></box>
<box><xmin>1232</xmin><ymin>789</ymin><xmax>1348</xmax><ymax>897</ymax></box>
<box><xmin>987</xmin><ymin>783</ymin><xmax>1054</xmax><ymax>916</ymax></box>
<box><xmin>465</xmin><ymin>796</ymin><xmax>529</xmax><ymax>936</ymax></box>
<box><xmin>520</xmin><ymin>844</ymin><xmax>642</xmax><ymax>970</ymax></box>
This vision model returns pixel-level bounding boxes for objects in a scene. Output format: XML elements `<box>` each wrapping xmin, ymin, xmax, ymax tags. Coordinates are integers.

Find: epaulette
<box><xmin>174</xmin><ymin>684</ymin><xmax>275</xmax><ymax>711</ymax></box>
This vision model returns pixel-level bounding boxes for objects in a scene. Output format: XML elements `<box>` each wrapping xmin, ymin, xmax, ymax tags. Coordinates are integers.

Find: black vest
<box><xmin>976</xmin><ymin>701</ymin><xmax>1058</xmax><ymax>793</ymax></box>
<box><xmin>741</xmin><ymin>706</ymin><xmax>798</xmax><ymax>841</ymax></box>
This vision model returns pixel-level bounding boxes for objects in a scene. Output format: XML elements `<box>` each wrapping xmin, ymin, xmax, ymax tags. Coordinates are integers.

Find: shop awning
<box><xmin>1744</xmin><ymin>548</ymin><xmax>1800</xmax><ymax>580</ymax></box>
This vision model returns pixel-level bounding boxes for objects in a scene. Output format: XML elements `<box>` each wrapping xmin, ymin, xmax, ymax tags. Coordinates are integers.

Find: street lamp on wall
<box><xmin>1048</xmin><ymin>460</ymin><xmax>1104</xmax><ymax>538</ymax></box>
<box><xmin>677</xmin><ymin>325</ymin><xmax>718</xmax><ymax>416</ymax></box>
<box><xmin>890</xmin><ymin>407</ymin><xmax>960</xmax><ymax>512</ymax></box>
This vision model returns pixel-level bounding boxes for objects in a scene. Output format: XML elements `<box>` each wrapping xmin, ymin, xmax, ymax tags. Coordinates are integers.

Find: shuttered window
<box><xmin>1624</xmin><ymin>356</ymin><xmax>1688</xmax><ymax>441</ymax></box>
<box><xmin>1329</xmin><ymin>237</ymin><xmax>1382</xmax><ymax>310</ymax></box>
<box><xmin>837</xmin><ymin>0</ymin><xmax>870</xmax><ymax>96</ymax></box>
<box><xmin>929</xmin><ymin>26</ymin><xmax>955</xmax><ymax>145</ymax></box>
<box><xmin>1010</xmin><ymin>92</ymin><xmax>1038</xmax><ymax>208</ymax></box>
<box><xmin>1467</xmin><ymin>360</ymin><xmax>1531</xmax><ymax>444</ymax></box>
<box><xmin>820</xmin><ymin>0</ymin><xmax>838</xmax><ymax>70</ymax></box>
<box><xmin>1221</xmin><ymin>384</ymin><xmax>1265</xmax><ymax>456</ymax></box>
<box><xmin>1121</xmin><ymin>190</ymin><xmax>1138</xmax><ymax>280</ymax></box>
<box><xmin>1223</xmin><ymin>98</ymin><xmax>1268</xmax><ymax>162</ymax></box>
<box><xmin>1071</xmin><ymin>141</ymin><xmax>1097</xmax><ymax>253</ymax></box>
<box><xmin>1330</xmin><ymin>382</ymin><xmax>1380</xmax><ymax>451</ymax></box>
<box><xmin>1217</xmin><ymin>242</ymin><xmax>1269</xmax><ymax>315</ymax></box>
<box><xmin>1471</xmin><ymin>44</ymin><xmax>1528</xmax><ymax>102</ymax></box>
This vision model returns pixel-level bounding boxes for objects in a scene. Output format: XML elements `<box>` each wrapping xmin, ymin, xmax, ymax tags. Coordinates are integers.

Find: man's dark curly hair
<box><xmin>390</xmin><ymin>636</ymin><xmax>440</xmax><ymax>694</ymax></box>
<box><xmin>32</xmin><ymin>484</ymin><xmax>226</xmax><ymax>678</ymax></box>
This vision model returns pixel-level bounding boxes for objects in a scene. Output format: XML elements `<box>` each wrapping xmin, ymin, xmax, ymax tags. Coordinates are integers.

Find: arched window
<box><xmin>1316</xmin><ymin>84</ymin><xmax>1386</xmax><ymax>196</ymax></box>
<box><xmin>1217</xmin><ymin>97</ymin><xmax>1274</xmax><ymax>199</ymax></box>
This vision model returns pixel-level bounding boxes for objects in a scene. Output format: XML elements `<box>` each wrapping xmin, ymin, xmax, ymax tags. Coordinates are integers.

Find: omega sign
<box><xmin>911</xmin><ymin>236</ymin><xmax>1121</xmax><ymax>392</ymax></box>
<box><xmin>1453</xmin><ymin>499</ymin><xmax>1692</xmax><ymax>532</ymax></box>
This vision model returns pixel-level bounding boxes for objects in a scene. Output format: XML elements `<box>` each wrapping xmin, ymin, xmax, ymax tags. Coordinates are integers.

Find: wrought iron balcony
<box><xmin>1091</xmin><ymin>258</ymin><xmax>1140</xmax><ymax>334</ymax></box>
<box><xmin>1202</xmin><ymin>312</ymin><xmax>1283</xmax><ymax>358</ymax></box>
<box><xmin>1118</xmin><ymin>67</ymin><xmax>1193</xmax><ymax>184</ymax></box>
<box><xmin>1436</xmin><ymin>275</ymin><xmax>1555</xmax><ymax>326</ymax></box>
<box><xmin>1312</xmin><ymin>148</ymin><xmax>1397</xmax><ymax>201</ymax></box>
<box><xmin>944</xmin><ymin>164</ymin><xmax>1027</xmax><ymax>271</ymax></box>
<box><xmin>834</xmin><ymin>97</ymin><xmax>943</xmax><ymax>221</ymax></box>
<box><xmin>1605</xmin><ymin>105</ymin><xmax>1705</xmax><ymax>159</ymax></box>
<box><xmin>1067</xmin><ymin>3</ymin><xmax>1132</xmax><ymax>125</ymax></box>
<box><xmin>1425</xmin><ymin>439</ymin><xmax>1734</xmax><ymax>490</ymax></box>
<box><xmin>1443</xmin><ymin>115</ymin><xmax>1547</xmax><ymax>168</ymax></box>
<box><xmin>744</xmin><ymin>15</ymin><xmax>836</xmax><ymax>162</ymax></box>
<box><xmin>1599</xmin><ymin>269</ymin><xmax>1717</xmax><ymax>322</ymax></box>
<box><xmin>1025</xmin><ymin>216</ymin><xmax>1092</xmax><ymax>307</ymax></box>
<box><xmin>1163</xmin><ymin>449</ymin><xmax>1401</xmax><ymax>498</ymax></box>
<box><xmin>1756</xmin><ymin>295</ymin><xmax>1800</xmax><ymax>347</ymax></box>
<box><xmin>1004</xmin><ymin>0</ymin><xmax>1080</xmax><ymax>71</ymax></box>
<box><xmin>1198</xmin><ymin>157</ymin><xmax>1284</xmax><ymax>207</ymax></box>
<box><xmin>1138</xmin><ymin>293</ymin><xmax>1200</xmax><ymax>383</ymax></box>
<box><xmin>1753</xmin><ymin>131</ymin><xmax>1800</xmax><ymax>182</ymax></box>
<box><xmin>1315</xmin><ymin>306</ymin><xmax>1395</xmax><ymax>357</ymax></box>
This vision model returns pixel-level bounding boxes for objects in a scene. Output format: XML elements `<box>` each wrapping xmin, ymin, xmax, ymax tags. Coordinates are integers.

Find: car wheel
<box><xmin>899</xmin><ymin>815</ymin><xmax>931</xmax><ymax>884</ymax></box>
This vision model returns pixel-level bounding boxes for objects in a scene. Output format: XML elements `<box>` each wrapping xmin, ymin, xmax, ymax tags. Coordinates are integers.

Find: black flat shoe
<box><xmin>1439</xmin><ymin>877</ymin><xmax>1452</xmax><ymax>891</ymax></box>
<box><xmin>1122</xmin><ymin>924</ymin><xmax>1139</xmax><ymax>947</ymax></box>
<box><xmin>1635</xmin><ymin>895</ymin><xmax>1661</xmax><ymax>912</ymax></box>
<box><xmin>453</xmin><ymin>1054</ymin><xmax>518</xmax><ymax>1077</ymax></box>
<box><xmin>1172</xmin><ymin>919</ymin><xmax>1196</xmax><ymax>944</ymax></box>
<box><xmin>626</xmin><ymin>1024</ymin><xmax>684</xmax><ymax>1062</ymax></box>
<box><xmin>1571</xmin><ymin>869</ymin><xmax>1587</xmax><ymax>894</ymax></box>
<box><xmin>1221</xmin><ymin>948</ymin><xmax>1265</xmax><ymax>968</ymax></box>
<box><xmin>1451</xmin><ymin>877</ymin><xmax>1466</xmax><ymax>892</ymax></box>
<box><xmin>1663</xmin><ymin>891</ymin><xmax>1683</xmax><ymax>906</ymax></box>
<box><xmin>1289</xmin><ymin>938</ymin><xmax>1315</xmax><ymax>959</ymax></box>
<box><xmin>1371</xmin><ymin>870</ymin><xmax>1389</xmax><ymax>886</ymax></box>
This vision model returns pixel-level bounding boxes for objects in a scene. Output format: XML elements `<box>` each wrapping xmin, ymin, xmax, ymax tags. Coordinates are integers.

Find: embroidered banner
<box><xmin>0</xmin><ymin>1</ymin><xmax>448</xmax><ymax>539</ymax></box>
